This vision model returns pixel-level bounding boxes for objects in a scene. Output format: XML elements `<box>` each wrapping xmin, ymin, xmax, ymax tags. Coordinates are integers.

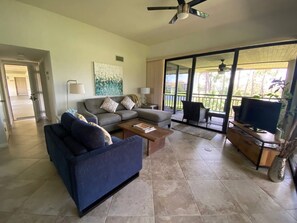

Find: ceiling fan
<box><xmin>218</xmin><ymin>59</ymin><xmax>231</xmax><ymax>73</ymax></box>
<box><xmin>147</xmin><ymin>0</ymin><xmax>209</xmax><ymax>24</ymax></box>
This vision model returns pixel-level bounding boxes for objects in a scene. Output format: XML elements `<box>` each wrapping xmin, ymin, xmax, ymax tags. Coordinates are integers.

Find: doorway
<box><xmin>3</xmin><ymin>64</ymin><xmax>45</xmax><ymax>121</ymax></box>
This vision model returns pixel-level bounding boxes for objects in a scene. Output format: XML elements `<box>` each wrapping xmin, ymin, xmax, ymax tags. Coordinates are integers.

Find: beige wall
<box><xmin>0</xmin><ymin>0</ymin><xmax>148</xmax><ymax>115</ymax></box>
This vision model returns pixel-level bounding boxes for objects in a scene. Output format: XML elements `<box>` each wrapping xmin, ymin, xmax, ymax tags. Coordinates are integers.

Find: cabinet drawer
<box><xmin>227</xmin><ymin>124</ymin><xmax>280</xmax><ymax>168</ymax></box>
<box><xmin>227</xmin><ymin>128</ymin><xmax>259</xmax><ymax>164</ymax></box>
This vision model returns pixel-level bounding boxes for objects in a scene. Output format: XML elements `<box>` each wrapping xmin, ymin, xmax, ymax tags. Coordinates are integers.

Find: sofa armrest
<box><xmin>70</xmin><ymin>135</ymin><xmax>143</xmax><ymax>212</ymax></box>
<box><xmin>77</xmin><ymin>102</ymin><xmax>98</xmax><ymax>123</ymax></box>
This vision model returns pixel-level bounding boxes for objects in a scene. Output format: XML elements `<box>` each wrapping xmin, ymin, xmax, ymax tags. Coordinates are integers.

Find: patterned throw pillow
<box><xmin>121</xmin><ymin>96</ymin><xmax>135</xmax><ymax>110</ymax></box>
<box><xmin>100</xmin><ymin>97</ymin><xmax>119</xmax><ymax>113</ymax></box>
<box><xmin>88</xmin><ymin>122</ymin><xmax>113</xmax><ymax>145</ymax></box>
<box><xmin>76</xmin><ymin>113</ymin><xmax>88</xmax><ymax>123</ymax></box>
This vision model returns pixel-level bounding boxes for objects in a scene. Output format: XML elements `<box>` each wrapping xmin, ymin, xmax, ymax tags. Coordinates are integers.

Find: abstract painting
<box><xmin>93</xmin><ymin>62</ymin><xmax>123</xmax><ymax>95</ymax></box>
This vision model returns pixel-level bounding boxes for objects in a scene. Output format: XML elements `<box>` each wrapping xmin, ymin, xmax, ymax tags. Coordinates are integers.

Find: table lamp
<box><xmin>140</xmin><ymin>87</ymin><xmax>150</xmax><ymax>105</ymax></box>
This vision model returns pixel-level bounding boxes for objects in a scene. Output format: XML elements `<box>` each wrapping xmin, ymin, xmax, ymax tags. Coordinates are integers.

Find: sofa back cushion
<box><xmin>71</xmin><ymin>119</ymin><xmax>105</xmax><ymax>150</ymax></box>
<box><xmin>49</xmin><ymin>124</ymin><xmax>69</xmax><ymax>139</ymax></box>
<box><xmin>63</xmin><ymin>136</ymin><xmax>88</xmax><ymax>156</ymax></box>
<box><xmin>84</xmin><ymin>98</ymin><xmax>106</xmax><ymax>114</ymax></box>
<box><xmin>61</xmin><ymin>112</ymin><xmax>77</xmax><ymax>131</ymax></box>
<box><xmin>111</xmin><ymin>96</ymin><xmax>126</xmax><ymax>111</ymax></box>
<box><xmin>84</xmin><ymin>96</ymin><xmax>133</xmax><ymax>115</ymax></box>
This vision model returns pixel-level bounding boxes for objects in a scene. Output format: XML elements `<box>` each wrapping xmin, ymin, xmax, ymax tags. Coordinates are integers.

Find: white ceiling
<box><xmin>16</xmin><ymin>0</ymin><xmax>297</xmax><ymax>46</ymax></box>
<box><xmin>167</xmin><ymin>44</ymin><xmax>297</xmax><ymax>70</ymax></box>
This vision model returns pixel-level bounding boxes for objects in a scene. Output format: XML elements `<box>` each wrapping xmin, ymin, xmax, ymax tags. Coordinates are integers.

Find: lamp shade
<box><xmin>140</xmin><ymin>87</ymin><xmax>150</xmax><ymax>94</ymax></box>
<box><xmin>69</xmin><ymin>83</ymin><xmax>85</xmax><ymax>94</ymax></box>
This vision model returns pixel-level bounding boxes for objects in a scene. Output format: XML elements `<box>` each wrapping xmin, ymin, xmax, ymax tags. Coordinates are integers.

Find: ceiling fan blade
<box><xmin>177</xmin><ymin>0</ymin><xmax>186</xmax><ymax>5</ymax></box>
<box><xmin>188</xmin><ymin>0</ymin><xmax>206</xmax><ymax>7</ymax></box>
<box><xmin>189</xmin><ymin>8</ymin><xmax>209</xmax><ymax>18</ymax></box>
<box><xmin>169</xmin><ymin>14</ymin><xmax>178</xmax><ymax>24</ymax></box>
<box><xmin>147</xmin><ymin>6</ymin><xmax>177</xmax><ymax>11</ymax></box>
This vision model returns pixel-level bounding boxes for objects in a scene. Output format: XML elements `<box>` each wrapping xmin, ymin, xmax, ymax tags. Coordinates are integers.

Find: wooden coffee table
<box><xmin>118</xmin><ymin>119</ymin><xmax>173</xmax><ymax>156</ymax></box>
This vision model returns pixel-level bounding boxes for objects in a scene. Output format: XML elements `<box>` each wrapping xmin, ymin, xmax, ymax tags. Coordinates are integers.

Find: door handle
<box><xmin>0</xmin><ymin>100</ymin><xmax>5</xmax><ymax>103</ymax></box>
<box><xmin>30</xmin><ymin>96</ymin><xmax>37</xmax><ymax>101</ymax></box>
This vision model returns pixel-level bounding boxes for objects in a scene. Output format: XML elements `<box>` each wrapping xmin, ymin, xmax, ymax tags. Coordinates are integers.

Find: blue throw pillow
<box><xmin>71</xmin><ymin>119</ymin><xmax>105</xmax><ymax>150</ymax></box>
<box><xmin>61</xmin><ymin>112</ymin><xmax>77</xmax><ymax>131</ymax></box>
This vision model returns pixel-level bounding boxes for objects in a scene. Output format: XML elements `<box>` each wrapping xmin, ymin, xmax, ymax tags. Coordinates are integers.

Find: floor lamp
<box><xmin>66</xmin><ymin>80</ymin><xmax>85</xmax><ymax>109</ymax></box>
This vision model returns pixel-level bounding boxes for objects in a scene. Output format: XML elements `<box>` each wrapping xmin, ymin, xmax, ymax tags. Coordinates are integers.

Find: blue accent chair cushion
<box><xmin>71</xmin><ymin>119</ymin><xmax>105</xmax><ymax>150</ymax></box>
<box><xmin>61</xmin><ymin>112</ymin><xmax>77</xmax><ymax>131</ymax></box>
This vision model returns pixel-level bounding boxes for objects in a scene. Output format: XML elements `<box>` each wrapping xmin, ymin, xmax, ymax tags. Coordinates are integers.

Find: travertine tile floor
<box><xmin>0</xmin><ymin>119</ymin><xmax>296</xmax><ymax>223</ymax></box>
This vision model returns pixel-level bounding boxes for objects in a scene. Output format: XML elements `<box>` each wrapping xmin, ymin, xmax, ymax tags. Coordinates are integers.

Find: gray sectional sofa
<box><xmin>77</xmin><ymin>95</ymin><xmax>171</xmax><ymax>132</ymax></box>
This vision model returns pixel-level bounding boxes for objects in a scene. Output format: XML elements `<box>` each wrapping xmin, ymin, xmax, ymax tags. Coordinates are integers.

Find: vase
<box><xmin>268</xmin><ymin>156</ymin><xmax>286</xmax><ymax>182</ymax></box>
<box><xmin>274</xmin><ymin>128</ymin><xmax>283</xmax><ymax>141</ymax></box>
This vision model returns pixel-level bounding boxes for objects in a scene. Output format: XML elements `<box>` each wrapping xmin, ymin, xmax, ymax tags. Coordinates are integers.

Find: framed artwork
<box><xmin>93</xmin><ymin>62</ymin><xmax>123</xmax><ymax>95</ymax></box>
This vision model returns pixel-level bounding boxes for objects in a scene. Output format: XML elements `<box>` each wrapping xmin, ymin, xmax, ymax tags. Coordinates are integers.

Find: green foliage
<box><xmin>252</xmin><ymin>94</ymin><xmax>262</xmax><ymax>99</ymax></box>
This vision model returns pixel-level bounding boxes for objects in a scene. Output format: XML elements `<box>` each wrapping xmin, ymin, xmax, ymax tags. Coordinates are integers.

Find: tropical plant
<box><xmin>267</xmin><ymin>78</ymin><xmax>294</xmax><ymax>131</ymax></box>
<box><xmin>277</xmin><ymin>119</ymin><xmax>297</xmax><ymax>158</ymax></box>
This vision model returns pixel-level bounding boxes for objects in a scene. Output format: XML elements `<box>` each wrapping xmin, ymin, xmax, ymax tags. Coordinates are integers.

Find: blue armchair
<box><xmin>44</xmin><ymin>112</ymin><xmax>143</xmax><ymax>216</ymax></box>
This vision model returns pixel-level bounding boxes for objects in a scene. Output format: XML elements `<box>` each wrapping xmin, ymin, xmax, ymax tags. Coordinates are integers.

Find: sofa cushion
<box><xmin>96</xmin><ymin>113</ymin><xmax>121</xmax><ymax>126</ymax></box>
<box><xmin>108</xmin><ymin>96</ymin><xmax>126</xmax><ymax>111</ymax></box>
<box><xmin>61</xmin><ymin>112</ymin><xmax>77</xmax><ymax>131</ymax></box>
<box><xmin>71</xmin><ymin>119</ymin><xmax>105</xmax><ymax>150</ymax></box>
<box><xmin>121</xmin><ymin>96</ymin><xmax>135</xmax><ymax>110</ymax></box>
<box><xmin>100</xmin><ymin>97</ymin><xmax>119</xmax><ymax>113</ymax></box>
<box><xmin>135</xmin><ymin>109</ymin><xmax>172</xmax><ymax>122</ymax></box>
<box><xmin>50</xmin><ymin>124</ymin><xmax>69</xmax><ymax>138</ymax></box>
<box><xmin>115</xmin><ymin>110</ymin><xmax>138</xmax><ymax>121</ymax></box>
<box><xmin>84</xmin><ymin>98</ymin><xmax>106</xmax><ymax>114</ymax></box>
<box><xmin>88</xmin><ymin>122</ymin><xmax>113</xmax><ymax>145</ymax></box>
<box><xmin>63</xmin><ymin>136</ymin><xmax>88</xmax><ymax>156</ymax></box>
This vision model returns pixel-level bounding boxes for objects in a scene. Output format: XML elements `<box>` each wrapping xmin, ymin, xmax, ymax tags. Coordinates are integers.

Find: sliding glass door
<box><xmin>164</xmin><ymin>58</ymin><xmax>192</xmax><ymax>119</ymax></box>
<box><xmin>164</xmin><ymin>41</ymin><xmax>297</xmax><ymax>134</ymax></box>
<box><xmin>192</xmin><ymin>52</ymin><xmax>235</xmax><ymax>132</ymax></box>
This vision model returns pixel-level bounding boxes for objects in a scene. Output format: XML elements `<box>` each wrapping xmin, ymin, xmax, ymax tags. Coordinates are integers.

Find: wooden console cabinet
<box><xmin>226</xmin><ymin>121</ymin><xmax>280</xmax><ymax>169</ymax></box>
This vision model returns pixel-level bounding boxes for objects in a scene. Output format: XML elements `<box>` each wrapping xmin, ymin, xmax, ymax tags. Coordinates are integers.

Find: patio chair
<box><xmin>181</xmin><ymin>101</ymin><xmax>209</xmax><ymax>125</ymax></box>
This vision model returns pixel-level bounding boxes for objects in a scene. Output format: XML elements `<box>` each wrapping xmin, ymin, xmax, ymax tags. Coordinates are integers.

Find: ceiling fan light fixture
<box><xmin>177</xmin><ymin>12</ymin><xmax>189</xmax><ymax>20</ymax></box>
<box><xmin>218</xmin><ymin>59</ymin><xmax>226</xmax><ymax>72</ymax></box>
<box><xmin>177</xmin><ymin>3</ymin><xmax>189</xmax><ymax>20</ymax></box>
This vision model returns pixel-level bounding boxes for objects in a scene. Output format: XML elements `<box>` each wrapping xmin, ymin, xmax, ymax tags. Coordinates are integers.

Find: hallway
<box><xmin>10</xmin><ymin>96</ymin><xmax>34</xmax><ymax>120</ymax></box>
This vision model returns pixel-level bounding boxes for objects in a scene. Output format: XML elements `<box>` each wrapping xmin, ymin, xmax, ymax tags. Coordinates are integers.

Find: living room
<box><xmin>0</xmin><ymin>0</ymin><xmax>297</xmax><ymax>222</ymax></box>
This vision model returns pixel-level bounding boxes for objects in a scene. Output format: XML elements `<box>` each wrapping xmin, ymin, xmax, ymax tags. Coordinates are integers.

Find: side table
<box><xmin>141</xmin><ymin>104</ymin><xmax>158</xmax><ymax>110</ymax></box>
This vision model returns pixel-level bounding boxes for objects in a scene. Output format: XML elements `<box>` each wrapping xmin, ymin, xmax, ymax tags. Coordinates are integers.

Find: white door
<box><xmin>27</xmin><ymin>64</ymin><xmax>44</xmax><ymax>122</ymax></box>
<box><xmin>15</xmin><ymin>77</ymin><xmax>28</xmax><ymax>95</ymax></box>
<box><xmin>0</xmin><ymin>68</ymin><xmax>9</xmax><ymax>146</ymax></box>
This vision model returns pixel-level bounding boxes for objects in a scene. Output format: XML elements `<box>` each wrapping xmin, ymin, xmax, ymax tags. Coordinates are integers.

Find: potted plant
<box><xmin>268</xmin><ymin>119</ymin><xmax>297</xmax><ymax>182</ymax></box>
<box><xmin>267</xmin><ymin>78</ymin><xmax>293</xmax><ymax>139</ymax></box>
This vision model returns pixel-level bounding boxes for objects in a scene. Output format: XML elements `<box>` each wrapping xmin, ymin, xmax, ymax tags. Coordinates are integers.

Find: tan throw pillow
<box><xmin>76</xmin><ymin>113</ymin><xmax>87</xmax><ymax>123</ymax></box>
<box><xmin>100</xmin><ymin>97</ymin><xmax>119</xmax><ymax>113</ymax></box>
<box><xmin>121</xmin><ymin>96</ymin><xmax>135</xmax><ymax>110</ymax></box>
<box><xmin>88</xmin><ymin>122</ymin><xmax>113</xmax><ymax>145</ymax></box>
